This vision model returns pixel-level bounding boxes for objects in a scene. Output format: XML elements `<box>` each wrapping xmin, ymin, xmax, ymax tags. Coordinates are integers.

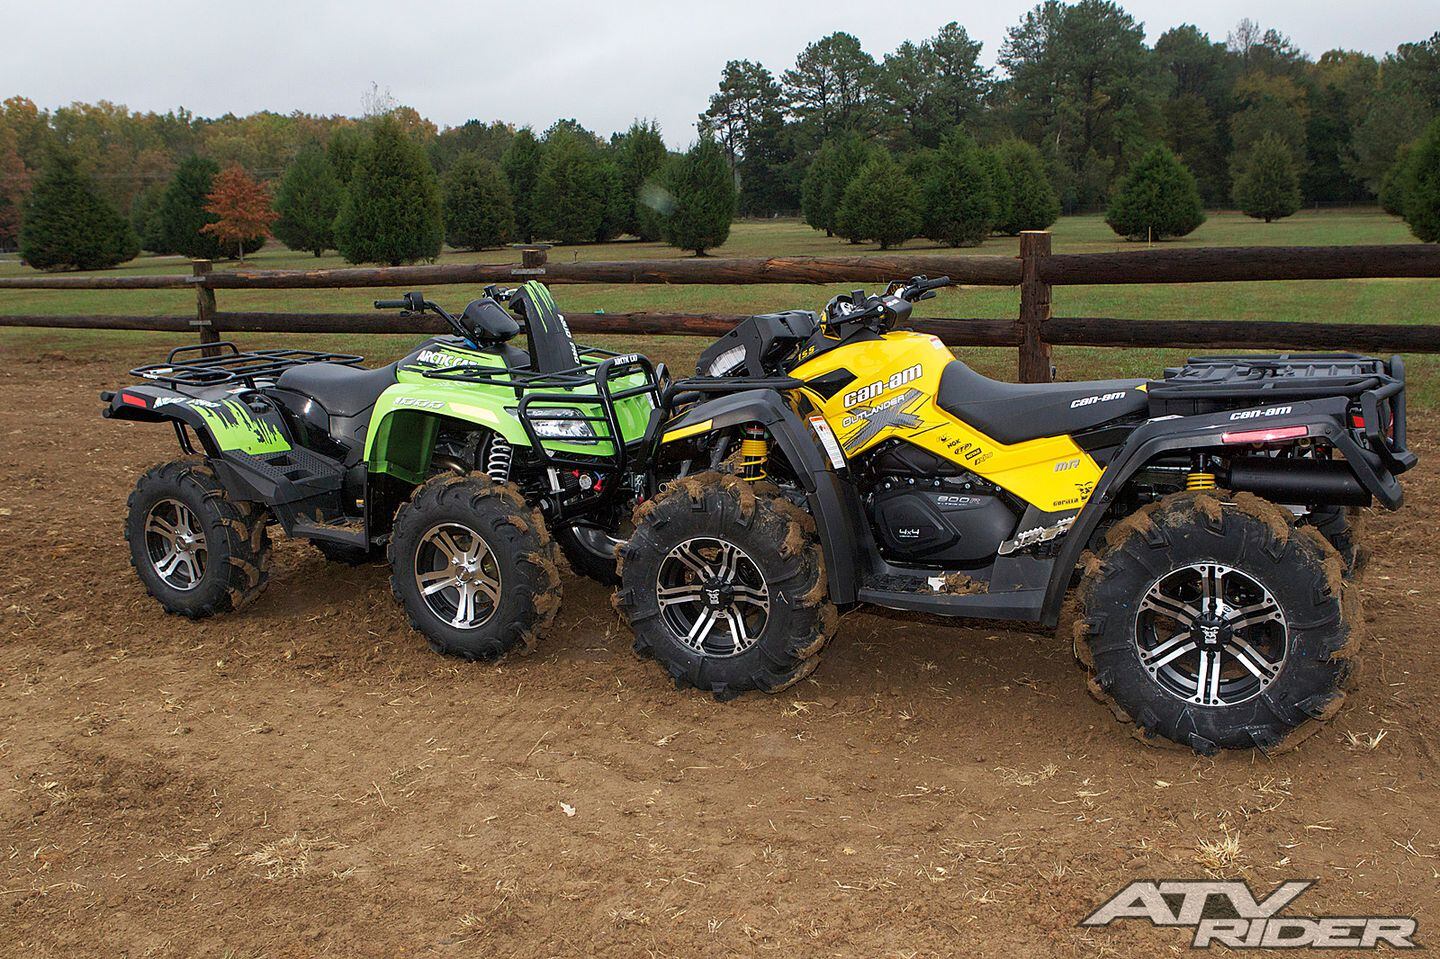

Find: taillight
<box><xmin>1220</xmin><ymin>424</ymin><xmax>1310</xmax><ymax>445</ymax></box>
<box><xmin>1350</xmin><ymin>413</ymin><xmax>1366</xmax><ymax>430</ymax></box>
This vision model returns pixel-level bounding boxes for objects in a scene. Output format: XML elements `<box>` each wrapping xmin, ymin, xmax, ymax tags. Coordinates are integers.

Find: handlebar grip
<box><xmin>374</xmin><ymin>298</ymin><xmax>408</xmax><ymax>309</ymax></box>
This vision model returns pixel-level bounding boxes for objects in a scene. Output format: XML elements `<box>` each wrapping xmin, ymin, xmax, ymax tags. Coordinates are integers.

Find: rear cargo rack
<box><xmin>131</xmin><ymin>342</ymin><xmax>364</xmax><ymax>389</ymax></box>
<box><xmin>1151</xmin><ymin>353</ymin><xmax>1412</xmax><ymax>475</ymax></box>
<box><xmin>1149</xmin><ymin>354</ymin><xmax>1394</xmax><ymax>401</ymax></box>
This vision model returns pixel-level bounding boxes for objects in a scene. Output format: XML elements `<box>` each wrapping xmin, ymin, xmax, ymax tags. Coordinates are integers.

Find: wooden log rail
<box><xmin>3</xmin><ymin>237</ymin><xmax>1439</xmax><ymax>382</ymax></box>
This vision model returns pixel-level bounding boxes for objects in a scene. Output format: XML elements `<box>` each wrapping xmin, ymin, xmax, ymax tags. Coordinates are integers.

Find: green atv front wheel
<box><xmin>389</xmin><ymin>473</ymin><xmax>563</xmax><ymax>660</ymax></box>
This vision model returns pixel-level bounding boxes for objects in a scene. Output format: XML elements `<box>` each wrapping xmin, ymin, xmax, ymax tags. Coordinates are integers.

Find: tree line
<box><xmin>3</xmin><ymin>4</ymin><xmax>1440</xmax><ymax>269</ymax></box>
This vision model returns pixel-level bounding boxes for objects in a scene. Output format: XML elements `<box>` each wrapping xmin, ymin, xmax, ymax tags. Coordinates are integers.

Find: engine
<box><xmin>862</xmin><ymin>443</ymin><xmax>1019</xmax><ymax>568</ymax></box>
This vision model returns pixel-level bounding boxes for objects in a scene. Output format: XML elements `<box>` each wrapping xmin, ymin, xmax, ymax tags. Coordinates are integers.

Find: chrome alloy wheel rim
<box><xmin>656</xmin><ymin>537</ymin><xmax>771</xmax><ymax>657</ymax></box>
<box><xmin>145</xmin><ymin>498</ymin><xmax>207</xmax><ymax>590</ymax></box>
<box><xmin>414</xmin><ymin>523</ymin><xmax>501</xmax><ymax>630</ymax></box>
<box><xmin>1133</xmin><ymin>563</ymin><xmax>1288</xmax><ymax>707</ymax></box>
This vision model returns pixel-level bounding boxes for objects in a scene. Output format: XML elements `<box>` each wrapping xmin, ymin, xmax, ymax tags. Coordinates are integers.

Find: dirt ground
<box><xmin>2</xmin><ymin>343</ymin><xmax>1437</xmax><ymax>958</ymax></box>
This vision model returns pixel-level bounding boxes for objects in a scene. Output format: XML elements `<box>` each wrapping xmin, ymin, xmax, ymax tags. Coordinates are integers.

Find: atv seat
<box><xmin>275</xmin><ymin>361</ymin><xmax>399</xmax><ymax>418</ymax></box>
<box><xmin>936</xmin><ymin>361</ymin><xmax>1148</xmax><ymax>445</ymax></box>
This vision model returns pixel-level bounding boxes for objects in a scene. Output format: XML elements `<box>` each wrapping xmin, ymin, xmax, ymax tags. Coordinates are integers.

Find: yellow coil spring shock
<box><xmin>738</xmin><ymin>424</ymin><xmax>769</xmax><ymax>481</ymax></box>
<box><xmin>1186</xmin><ymin>471</ymin><xmax>1217</xmax><ymax>490</ymax></box>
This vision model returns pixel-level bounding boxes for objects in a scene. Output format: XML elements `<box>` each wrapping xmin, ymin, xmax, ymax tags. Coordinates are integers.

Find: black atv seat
<box><xmin>275</xmin><ymin>361</ymin><xmax>399</xmax><ymax>418</ymax></box>
<box><xmin>936</xmin><ymin>361</ymin><xmax>1149</xmax><ymax>445</ymax></box>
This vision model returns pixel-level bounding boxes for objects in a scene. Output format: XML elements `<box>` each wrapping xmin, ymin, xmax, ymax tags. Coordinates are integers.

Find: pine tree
<box><xmin>442</xmin><ymin>152</ymin><xmax>514</xmax><ymax>250</ymax></box>
<box><xmin>201</xmin><ymin>165</ymin><xmax>277</xmax><ymax>261</ymax></box>
<box><xmin>1403</xmin><ymin>118</ymin><xmax>1440</xmax><ymax>243</ymax></box>
<box><xmin>835</xmin><ymin>151</ymin><xmax>919</xmax><ymax>249</ymax></box>
<box><xmin>128</xmin><ymin>182</ymin><xmax>167</xmax><ymax>254</ymax></box>
<box><xmin>983</xmin><ymin>147</ymin><xmax>1014</xmax><ymax>237</ymax></box>
<box><xmin>920</xmin><ymin>130</ymin><xmax>994</xmax><ymax>247</ymax></box>
<box><xmin>662</xmin><ymin>136</ymin><xmax>737</xmax><ymax>255</ymax></box>
<box><xmin>1233</xmin><ymin>133</ymin><xmax>1302</xmax><ymax>223</ymax></box>
<box><xmin>273</xmin><ymin>144</ymin><xmax>342</xmax><ymax>256</ymax></box>
<box><xmin>326</xmin><ymin>125</ymin><xmax>363</xmax><ymax>185</ymax></box>
<box><xmin>501</xmin><ymin>128</ymin><xmax>544</xmax><ymax>243</ymax></box>
<box><xmin>994</xmin><ymin>140</ymin><xmax>1060</xmax><ymax>234</ymax></box>
<box><xmin>20</xmin><ymin>151</ymin><xmax>138</xmax><ymax>271</ymax></box>
<box><xmin>533</xmin><ymin>129</ymin><xmax>605</xmax><ymax>245</ymax></box>
<box><xmin>614</xmin><ymin>121</ymin><xmax>668</xmax><ymax>240</ymax></box>
<box><xmin>0</xmin><ymin>129</ymin><xmax>29</xmax><ymax>250</ymax></box>
<box><xmin>153</xmin><ymin>155</ymin><xmax>227</xmax><ymax>260</ymax></box>
<box><xmin>1105</xmin><ymin>145</ymin><xmax>1206</xmax><ymax>241</ymax></box>
<box><xmin>1379</xmin><ymin>143</ymin><xmax>1415</xmax><ymax>218</ymax></box>
<box><xmin>594</xmin><ymin>157</ymin><xmax>629</xmax><ymax>242</ymax></box>
<box><xmin>800</xmin><ymin>133</ymin><xmax>874</xmax><ymax>237</ymax></box>
<box><xmin>334</xmin><ymin>116</ymin><xmax>444</xmax><ymax>265</ymax></box>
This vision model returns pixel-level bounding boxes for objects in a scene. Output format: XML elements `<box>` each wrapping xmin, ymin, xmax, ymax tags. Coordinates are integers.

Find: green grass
<box><xmin>3</xmin><ymin>208</ymin><xmax>1437</xmax><ymax>406</ymax></box>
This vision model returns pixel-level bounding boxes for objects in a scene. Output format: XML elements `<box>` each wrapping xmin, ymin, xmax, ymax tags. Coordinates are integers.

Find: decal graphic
<box><xmin>840</xmin><ymin>388</ymin><xmax>925</xmax><ymax>453</ymax></box>
<box><xmin>192</xmin><ymin>399</ymin><xmax>290</xmax><ymax>455</ymax></box>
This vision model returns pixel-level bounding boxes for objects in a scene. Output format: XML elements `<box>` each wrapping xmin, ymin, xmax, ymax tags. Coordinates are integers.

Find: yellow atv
<box><xmin>616</xmin><ymin>276</ymin><xmax>1415</xmax><ymax>753</ymax></box>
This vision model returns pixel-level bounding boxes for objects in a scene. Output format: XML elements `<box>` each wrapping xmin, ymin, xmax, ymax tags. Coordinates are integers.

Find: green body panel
<box><xmin>362</xmin><ymin>342</ymin><xmax>653</xmax><ymax>480</ymax></box>
<box><xmin>193</xmin><ymin>399</ymin><xmax>291</xmax><ymax>454</ymax></box>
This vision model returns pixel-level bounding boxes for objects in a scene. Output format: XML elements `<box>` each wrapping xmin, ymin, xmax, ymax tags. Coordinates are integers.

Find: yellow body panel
<box><xmin>791</xmin><ymin>331</ymin><xmax>1103</xmax><ymax>512</ymax></box>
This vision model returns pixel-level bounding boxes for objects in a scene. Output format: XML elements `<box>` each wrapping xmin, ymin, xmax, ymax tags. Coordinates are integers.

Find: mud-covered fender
<box><xmin>1039</xmin><ymin>395</ymin><xmax>1387</xmax><ymax>626</ymax></box>
<box><xmin>660</xmin><ymin>390</ymin><xmax>864</xmax><ymax>604</ymax></box>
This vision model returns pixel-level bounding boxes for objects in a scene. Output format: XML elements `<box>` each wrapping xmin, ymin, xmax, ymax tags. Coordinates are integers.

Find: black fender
<box><xmin>102</xmin><ymin>383</ymin><xmax>219</xmax><ymax>448</ymax></box>
<box><xmin>660</xmin><ymin>390</ymin><xmax>864</xmax><ymax>604</ymax></box>
<box><xmin>1039</xmin><ymin>395</ymin><xmax>1395</xmax><ymax>626</ymax></box>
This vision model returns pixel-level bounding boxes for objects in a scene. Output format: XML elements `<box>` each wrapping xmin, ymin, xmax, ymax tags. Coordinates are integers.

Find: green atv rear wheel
<box><xmin>125</xmin><ymin>457</ymin><xmax>272</xmax><ymax>618</ymax></box>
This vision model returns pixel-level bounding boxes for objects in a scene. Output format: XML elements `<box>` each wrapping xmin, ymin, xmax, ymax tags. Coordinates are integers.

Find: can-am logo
<box><xmin>842</xmin><ymin>364</ymin><xmax>923</xmax><ymax>408</ymax></box>
<box><xmin>1082</xmin><ymin>880</ymin><xmax>1418</xmax><ymax>949</ymax></box>
<box><xmin>1230</xmin><ymin>405</ymin><xmax>1293</xmax><ymax>420</ymax></box>
<box><xmin>1070</xmin><ymin>390</ymin><xmax>1127</xmax><ymax>409</ymax></box>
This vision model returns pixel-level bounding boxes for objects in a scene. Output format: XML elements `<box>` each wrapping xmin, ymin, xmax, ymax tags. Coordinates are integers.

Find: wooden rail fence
<box><xmin>3</xmin><ymin>232</ymin><xmax>1439</xmax><ymax>383</ymax></box>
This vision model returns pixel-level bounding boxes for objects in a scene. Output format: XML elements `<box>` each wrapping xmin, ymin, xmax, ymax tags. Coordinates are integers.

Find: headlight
<box><xmin>707</xmin><ymin>345</ymin><xmax>747</xmax><ymax>378</ymax></box>
<box><xmin>508</xmin><ymin>406</ymin><xmax>598</xmax><ymax>444</ymax></box>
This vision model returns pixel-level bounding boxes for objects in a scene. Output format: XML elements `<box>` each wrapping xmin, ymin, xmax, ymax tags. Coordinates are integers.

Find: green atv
<box><xmin>102</xmin><ymin>281</ymin><xmax>662</xmax><ymax>658</ymax></box>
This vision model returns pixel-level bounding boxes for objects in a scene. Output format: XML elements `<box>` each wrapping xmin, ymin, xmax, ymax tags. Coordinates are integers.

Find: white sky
<box><xmin>2</xmin><ymin>0</ymin><xmax>1434</xmax><ymax>147</ymax></box>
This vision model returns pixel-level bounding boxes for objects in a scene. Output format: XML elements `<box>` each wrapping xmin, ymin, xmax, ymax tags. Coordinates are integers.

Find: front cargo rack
<box><xmin>131</xmin><ymin>342</ymin><xmax>364</xmax><ymax>389</ymax></box>
<box><xmin>422</xmin><ymin>346</ymin><xmax>665</xmax><ymax>509</ymax></box>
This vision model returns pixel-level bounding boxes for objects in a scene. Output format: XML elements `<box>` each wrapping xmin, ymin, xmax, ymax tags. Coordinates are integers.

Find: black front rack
<box><xmin>422</xmin><ymin>346</ymin><xmax>666</xmax><ymax>513</ymax></box>
<box><xmin>132</xmin><ymin>342</ymin><xmax>364</xmax><ymax>389</ymax></box>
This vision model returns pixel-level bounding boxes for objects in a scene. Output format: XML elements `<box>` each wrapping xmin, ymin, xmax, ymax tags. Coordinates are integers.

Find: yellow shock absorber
<box><xmin>1186</xmin><ymin>471</ymin><xmax>1217</xmax><ymax>490</ymax></box>
<box><xmin>738</xmin><ymin>425</ymin><xmax>769</xmax><ymax>481</ymax></box>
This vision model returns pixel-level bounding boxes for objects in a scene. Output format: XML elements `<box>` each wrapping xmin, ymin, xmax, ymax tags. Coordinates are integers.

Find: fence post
<box><xmin>1017</xmin><ymin>231</ymin><xmax>1053</xmax><ymax>383</ymax></box>
<box><xmin>192</xmin><ymin>259</ymin><xmax>219</xmax><ymax>356</ymax></box>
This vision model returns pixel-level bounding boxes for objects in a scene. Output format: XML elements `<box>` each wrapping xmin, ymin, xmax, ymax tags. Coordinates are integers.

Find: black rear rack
<box><xmin>1149</xmin><ymin>354</ymin><xmax>1395</xmax><ymax>401</ymax></box>
<box><xmin>1152</xmin><ymin>353</ymin><xmax>1413</xmax><ymax>475</ymax></box>
<box><xmin>423</xmin><ymin>346</ymin><xmax>665</xmax><ymax>515</ymax></box>
<box><xmin>132</xmin><ymin>342</ymin><xmax>364</xmax><ymax>389</ymax></box>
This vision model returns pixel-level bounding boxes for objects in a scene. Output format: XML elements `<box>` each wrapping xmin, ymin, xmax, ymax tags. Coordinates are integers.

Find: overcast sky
<box><xmin>3</xmin><ymin>1</ymin><xmax>1435</xmax><ymax>147</ymax></box>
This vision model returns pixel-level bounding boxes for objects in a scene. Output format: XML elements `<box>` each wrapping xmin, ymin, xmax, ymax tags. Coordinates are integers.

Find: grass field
<box><xmin>3</xmin><ymin>207</ymin><xmax>1437</xmax><ymax>403</ymax></box>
